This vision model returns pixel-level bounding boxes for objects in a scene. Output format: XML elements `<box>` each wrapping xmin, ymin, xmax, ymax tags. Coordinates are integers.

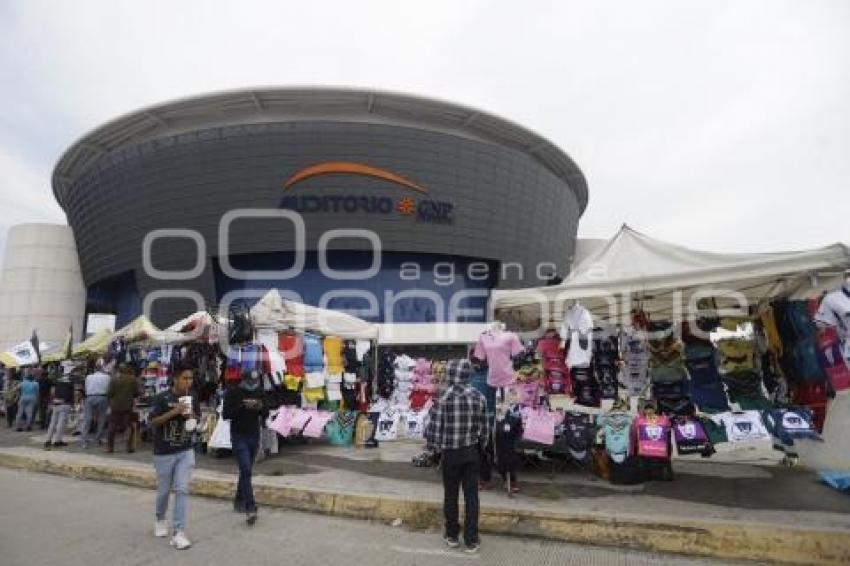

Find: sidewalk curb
<box><xmin>2</xmin><ymin>451</ymin><xmax>848</xmax><ymax>565</ymax></box>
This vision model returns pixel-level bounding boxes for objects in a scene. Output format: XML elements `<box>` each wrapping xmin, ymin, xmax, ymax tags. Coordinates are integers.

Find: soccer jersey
<box><xmin>562</xmin><ymin>412</ymin><xmax>593</xmax><ymax>461</ymax></box>
<box><xmin>634</xmin><ymin>415</ymin><xmax>671</xmax><ymax>459</ymax></box>
<box><xmin>763</xmin><ymin>408</ymin><xmax>821</xmax><ymax>447</ymax></box>
<box><xmin>536</xmin><ymin>333</ymin><xmax>567</xmax><ymax>371</ymax></box>
<box><xmin>710</xmin><ymin>411</ymin><xmax>771</xmax><ymax>444</ymax></box>
<box><xmin>597</xmin><ymin>411</ymin><xmax>634</xmax><ymax>463</ymax></box>
<box><xmin>672</xmin><ymin>416</ymin><xmax>711</xmax><ymax>455</ymax></box>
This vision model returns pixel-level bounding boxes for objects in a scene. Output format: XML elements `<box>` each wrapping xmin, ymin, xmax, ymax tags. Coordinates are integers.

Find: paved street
<box><xmin>0</xmin><ymin>468</ymin><xmax>747</xmax><ymax>566</ymax></box>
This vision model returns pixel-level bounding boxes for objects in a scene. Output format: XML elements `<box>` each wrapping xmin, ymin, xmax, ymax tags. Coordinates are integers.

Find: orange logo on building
<box><xmin>283</xmin><ymin>161</ymin><xmax>428</xmax><ymax>194</ymax></box>
<box><xmin>397</xmin><ymin>197</ymin><xmax>416</xmax><ymax>215</ymax></box>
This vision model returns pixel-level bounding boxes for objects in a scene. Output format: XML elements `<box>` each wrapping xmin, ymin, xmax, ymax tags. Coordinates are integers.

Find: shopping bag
<box><xmin>209</xmin><ymin>418</ymin><xmax>232</xmax><ymax>450</ymax></box>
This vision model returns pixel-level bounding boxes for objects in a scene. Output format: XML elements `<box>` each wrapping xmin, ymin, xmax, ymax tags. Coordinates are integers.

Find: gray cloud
<box><xmin>0</xmin><ymin>0</ymin><xmax>847</xmax><ymax>269</ymax></box>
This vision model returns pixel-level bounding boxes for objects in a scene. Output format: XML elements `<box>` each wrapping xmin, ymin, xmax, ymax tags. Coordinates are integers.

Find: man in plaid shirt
<box><xmin>424</xmin><ymin>358</ymin><xmax>490</xmax><ymax>554</ymax></box>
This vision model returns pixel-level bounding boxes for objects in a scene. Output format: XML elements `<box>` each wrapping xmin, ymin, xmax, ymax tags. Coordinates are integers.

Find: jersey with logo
<box><xmin>634</xmin><ymin>415</ymin><xmax>671</xmax><ymax>459</ymax></box>
<box><xmin>710</xmin><ymin>411</ymin><xmax>770</xmax><ymax>444</ymax></box>
<box><xmin>763</xmin><ymin>408</ymin><xmax>821</xmax><ymax>447</ymax></box>
<box><xmin>597</xmin><ymin>411</ymin><xmax>634</xmax><ymax>463</ymax></box>
<box><xmin>672</xmin><ymin>416</ymin><xmax>711</xmax><ymax>455</ymax></box>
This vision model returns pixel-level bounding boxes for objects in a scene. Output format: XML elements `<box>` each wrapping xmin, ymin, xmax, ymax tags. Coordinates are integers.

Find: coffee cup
<box><xmin>179</xmin><ymin>395</ymin><xmax>192</xmax><ymax>416</ymax></box>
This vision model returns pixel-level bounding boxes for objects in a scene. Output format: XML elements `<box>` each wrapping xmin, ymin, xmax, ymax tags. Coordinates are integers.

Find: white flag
<box><xmin>10</xmin><ymin>340</ymin><xmax>39</xmax><ymax>366</ymax></box>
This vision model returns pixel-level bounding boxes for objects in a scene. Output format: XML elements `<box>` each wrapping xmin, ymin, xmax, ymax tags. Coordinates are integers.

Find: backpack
<box><xmin>228</xmin><ymin>305</ymin><xmax>253</xmax><ymax>345</ymax></box>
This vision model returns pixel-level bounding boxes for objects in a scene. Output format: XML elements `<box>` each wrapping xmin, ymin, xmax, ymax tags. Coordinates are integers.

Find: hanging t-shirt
<box><xmin>622</xmin><ymin>329</ymin><xmax>650</xmax><ymax>396</ymax></box>
<box><xmin>279</xmin><ymin>333</ymin><xmax>305</xmax><ymax>377</ymax></box>
<box><xmin>672</xmin><ymin>416</ymin><xmax>711</xmax><ymax>455</ymax></box>
<box><xmin>375</xmin><ymin>408</ymin><xmax>400</xmax><ymax>441</ymax></box>
<box><xmin>405</xmin><ymin>409</ymin><xmax>429</xmax><ymax>439</ymax></box>
<box><xmin>634</xmin><ymin>415</ymin><xmax>671</xmax><ymax>459</ymax></box>
<box><xmin>562</xmin><ymin>412</ymin><xmax>592</xmax><ymax>461</ymax></box>
<box><xmin>355</xmin><ymin>340</ymin><xmax>372</xmax><ymax>362</ymax></box>
<box><xmin>561</xmin><ymin>305</ymin><xmax>594</xmax><ymax>368</ymax></box>
<box><xmin>323</xmin><ymin>336</ymin><xmax>344</xmax><ymax>373</ymax></box>
<box><xmin>256</xmin><ymin>329</ymin><xmax>286</xmax><ymax>377</ymax></box>
<box><xmin>597</xmin><ymin>411</ymin><xmax>634</xmax><ymax>463</ymax></box>
<box><xmin>536</xmin><ymin>333</ymin><xmax>567</xmax><ymax>371</ymax></box>
<box><xmin>716</xmin><ymin>339</ymin><xmax>756</xmax><ymax>373</ymax></box>
<box><xmin>763</xmin><ymin>408</ymin><xmax>821</xmax><ymax>447</ymax></box>
<box><xmin>710</xmin><ymin>411</ymin><xmax>771</xmax><ymax>444</ymax></box>
<box><xmin>473</xmin><ymin>331</ymin><xmax>523</xmax><ymax>387</ymax></box>
<box><xmin>815</xmin><ymin>288</ymin><xmax>850</xmax><ymax>360</ymax></box>
<box><xmin>303</xmin><ymin>333</ymin><xmax>324</xmax><ymax>370</ymax></box>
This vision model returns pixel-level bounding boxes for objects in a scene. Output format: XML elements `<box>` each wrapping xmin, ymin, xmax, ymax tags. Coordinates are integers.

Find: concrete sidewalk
<box><xmin>1</xmin><ymin>427</ymin><xmax>849</xmax><ymax>564</ymax></box>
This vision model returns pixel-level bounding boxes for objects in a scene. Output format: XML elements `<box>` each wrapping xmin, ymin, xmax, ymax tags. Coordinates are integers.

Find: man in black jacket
<box><xmin>223</xmin><ymin>370</ymin><xmax>267</xmax><ymax>524</ymax></box>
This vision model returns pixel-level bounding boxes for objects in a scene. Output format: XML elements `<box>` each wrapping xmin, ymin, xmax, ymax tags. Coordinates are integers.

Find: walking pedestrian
<box><xmin>149</xmin><ymin>362</ymin><xmax>199</xmax><ymax>550</ymax></box>
<box><xmin>37</xmin><ymin>369</ymin><xmax>52</xmax><ymax>429</ymax></box>
<box><xmin>15</xmin><ymin>372</ymin><xmax>39</xmax><ymax>431</ymax></box>
<box><xmin>106</xmin><ymin>363</ymin><xmax>139</xmax><ymax>453</ymax></box>
<box><xmin>223</xmin><ymin>370</ymin><xmax>268</xmax><ymax>524</ymax></box>
<box><xmin>424</xmin><ymin>358</ymin><xmax>490</xmax><ymax>554</ymax></box>
<box><xmin>44</xmin><ymin>374</ymin><xmax>76</xmax><ymax>449</ymax></box>
<box><xmin>80</xmin><ymin>361</ymin><xmax>111</xmax><ymax>448</ymax></box>
<box><xmin>4</xmin><ymin>371</ymin><xmax>20</xmax><ymax>428</ymax></box>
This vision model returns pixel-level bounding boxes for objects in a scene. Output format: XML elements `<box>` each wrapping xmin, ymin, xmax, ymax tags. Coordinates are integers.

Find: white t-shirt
<box><xmin>355</xmin><ymin>340</ymin><xmax>372</xmax><ymax>362</ymax></box>
<box><xmin>561</xmin><ymin>305</ymin><xmax>594</xmax><ymax>368</ymax></box>
<box><xmin>816</xmin><ymin>288</ymin><xmax>850</xmax><ymax>360</ymax></box>
<box><xmin>375</xmin><ymin>409</ymin><xmax>400</xmax><ymax>441</ymax></box>
<box><xmin>711</xmin><ymin>411</ymin><xmax>771</xmax><ymax>444</ymax></box>
<box><xmin>256</xmin><ymin>329</ymin><xmax>286</xmax><ymax>376</ymax></box>
<box><xmin>406</xmin><ymin>410</ymin><xmax>428</xmax><ymax>439</ymax></box>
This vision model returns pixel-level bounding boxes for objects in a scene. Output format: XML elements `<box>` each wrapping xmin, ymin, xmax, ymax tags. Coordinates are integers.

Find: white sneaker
<box><xmin>154</xmin><ymin>520</ymin><xmax>169</xmax><ymax>538</ymax></box>
<box><xmin>170</xmin><ymin>531</ymin><xmax>192</xmax><ymax>550</ymax></box>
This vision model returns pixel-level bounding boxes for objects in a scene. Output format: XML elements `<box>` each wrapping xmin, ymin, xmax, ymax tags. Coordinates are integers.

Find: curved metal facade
<box><xmin>56</xmin><ymin>90</ymin><xmax>586</xmax><ymax>327</ymax></box>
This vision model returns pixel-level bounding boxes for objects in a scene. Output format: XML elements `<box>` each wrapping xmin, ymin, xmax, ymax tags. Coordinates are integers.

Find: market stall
<box><xmin>481</xmin><ymin>225</ymin><xmax>850</xmax><ymax>483</ymax></box>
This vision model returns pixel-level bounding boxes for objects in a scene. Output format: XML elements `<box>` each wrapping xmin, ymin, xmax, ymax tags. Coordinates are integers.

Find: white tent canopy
<box><xmin>250</xmin><ymin>289</ymin><xmax>379</xmax><ymax>340</ymax></box>
<box><xmin>493</xmin><ymin>225</ymin><xmax>850</xmax><ymax>326</ymax></box>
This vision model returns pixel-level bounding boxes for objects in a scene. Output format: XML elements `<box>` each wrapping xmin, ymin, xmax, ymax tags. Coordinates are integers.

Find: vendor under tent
<box><xmin>493</xmin><ymin>224</ymin><xmax>850</xmax><ymax>327</ymax></box>
<box><xmin>249</xmin><ymin>289</ymin><xmax>379</xmax><ymax>340</ymax></box>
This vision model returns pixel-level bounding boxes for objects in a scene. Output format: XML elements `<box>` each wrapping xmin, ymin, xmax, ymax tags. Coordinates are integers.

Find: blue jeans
<box><xmin>15</xmin><ymin>398</ymin><xmax>37</xmax><ymax>429</ymax></box>
<box><xmin>153</xmin><ymin>449</ymin><xmax>195</xmax><ymax>532</ymax></box>
<box><xmin>232</xmin><ymin>432</ymin><xmax>259</xmax><ymax>511</ymax></box>
<box><xmin>80</xmin><ymin>396</ymin><xmax>108</xmax><ymax>446</ymax></box>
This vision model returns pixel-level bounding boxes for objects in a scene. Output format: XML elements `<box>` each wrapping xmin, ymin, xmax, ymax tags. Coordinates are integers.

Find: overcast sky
<box><xmin>1</xmin><ymin>0</ymin><xmax>848</xmax><ymax>265</ymax></box>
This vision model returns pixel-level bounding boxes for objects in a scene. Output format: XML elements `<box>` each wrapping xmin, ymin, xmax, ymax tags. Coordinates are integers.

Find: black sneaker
<box><xmin>246</xmin><ymin>508</ymin><xmax>258</xmax><ymax>525</ymax></box>
<box><xmin>43</xmin><ymin>442</ymin><xmax>52</xmax><ymax>451</ymax></box>
<box><xmin>442</xmin><ymin>535</ymin><xmax>460</xmax><ymax>548</ymax></box>
<box><xmin>54</xmin><ymin>441</ymin><xmax>68</xmax><ymax>447</ymax></box>
<box><xmin>464</xmin><ymin>543</ymin><xmax>480</xmax><ymax>554</ymax></box>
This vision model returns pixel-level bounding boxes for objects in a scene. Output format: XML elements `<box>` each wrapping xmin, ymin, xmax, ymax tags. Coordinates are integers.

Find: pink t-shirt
<box><xmin>473</xmin><ymin>331</ymin><xmax>523</xmax><ymax>387</ymax></box>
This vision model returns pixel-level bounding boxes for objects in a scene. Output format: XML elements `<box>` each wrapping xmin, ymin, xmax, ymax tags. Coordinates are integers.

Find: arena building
<box><xmin>51</xmin><ymin>88</ymin><xmax>588</xmax><ymax>342</ymax></box>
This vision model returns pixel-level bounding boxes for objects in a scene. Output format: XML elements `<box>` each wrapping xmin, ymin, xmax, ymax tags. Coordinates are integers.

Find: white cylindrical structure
<box><xmin>0</xmin><ymin>224</ymin><xmax>86</xmax><ymax>353</ymax></box>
